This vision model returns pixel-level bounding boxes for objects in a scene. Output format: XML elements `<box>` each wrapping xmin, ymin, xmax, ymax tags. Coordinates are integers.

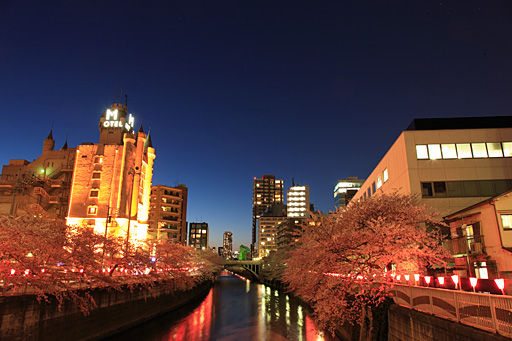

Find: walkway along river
<box><xmin>108</xmin><ymin>271</ymin><xmax>339</xmax><ymax>340</ymax></box>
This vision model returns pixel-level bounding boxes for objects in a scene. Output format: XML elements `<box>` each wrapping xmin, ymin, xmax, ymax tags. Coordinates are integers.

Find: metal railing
<box><xmin>443</xmin><ymin>235</ymin><xmax>486</xmax><ymax>256</ymax></box>
<box><xmin>390</xmin><ymin>283</ymin><xmax>512</xmax><ymax>337</ymax></box>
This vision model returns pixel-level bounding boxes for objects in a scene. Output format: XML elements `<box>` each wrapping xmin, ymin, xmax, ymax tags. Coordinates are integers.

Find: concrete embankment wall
<box><xmin>0</xmin><ymin>280</ymin><xmax>213</xmax><ymax>340</ymax></box>
<box><xmin>388</xmin><ymin>304</ymin><xmax>509</xmax><ymax>341</ymax></box>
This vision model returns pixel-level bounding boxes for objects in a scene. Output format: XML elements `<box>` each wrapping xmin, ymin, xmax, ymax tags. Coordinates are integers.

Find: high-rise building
<box><xmin>66</xmin><ymin>102</ymin><xmax>155</xmax><ymax>244</ymax></box>
<box><xmin>334</xmin><ymin>177</ymin><xmax>365</xmax><ymax>207</ymax></box>
<box><xmin>252</xmin><ymin>175</ymin><xmax>283</xmax><ymax>255</ymax></box>
<box><xmin>351</xmin><ymin>116</ymin><xmax>512</xmax><ymax>217</ymax></box>
<box><xmin>189</xmin><ymin>222</ymin><xmax>208</xmax><ymax>249</ymax></box>
<box><xmin>258</xmin><ymin>204</ymin><xmax>287</xmax><ymax>258</ymax></box>
<box><xmin>287</xmin><ymin>185</ymin><xmax>310</xmax><ymax>218</ymax></box>
<box><xmin>0</xmin><ymin>131</ymin><xmax>75</xmax><ymax>219</ymax></box>
<box><xmin>148</xmin><ymin>184</ymin><xmax>188</xmax><ymax>244</ymax></box>
<box><xmin>223</xmin><ymin>231</ymin><xmax>233</xmax><ymax>259</ymax></box>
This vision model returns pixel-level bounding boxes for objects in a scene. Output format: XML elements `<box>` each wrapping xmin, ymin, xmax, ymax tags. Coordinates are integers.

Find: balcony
<box><xmin>443</xmin><ymin>235</ymin><xmax>486</xmax><ymax>257</ymax></box>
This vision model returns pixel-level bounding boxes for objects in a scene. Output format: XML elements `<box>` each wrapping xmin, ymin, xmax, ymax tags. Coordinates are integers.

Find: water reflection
<box><xmin>108</xmin><ymin>272</ymin><xmax>338</xmax><ymax>340</ymax></box>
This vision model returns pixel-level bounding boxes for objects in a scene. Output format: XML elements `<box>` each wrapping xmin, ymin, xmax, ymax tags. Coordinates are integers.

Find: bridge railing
<box><xmin>390</xmin><ymin>283</ymin><xmax>512</xmax><ymax>337</ymax></box>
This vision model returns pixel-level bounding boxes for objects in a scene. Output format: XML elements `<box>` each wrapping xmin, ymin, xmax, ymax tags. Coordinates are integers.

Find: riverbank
<box><xmin>0</xmin><ymin>279</ymin><xmax>214</xmax><ymax>340</ymax></box>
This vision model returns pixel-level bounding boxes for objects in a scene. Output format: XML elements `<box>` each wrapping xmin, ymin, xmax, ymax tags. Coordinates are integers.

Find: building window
<box><xmin>90</xmin><ymin>190</ymin><xmax>99</xmax><ymax>198</ymax></box>
<box><xmin>94</xmin><ymin>156</ymin><xmax>103</xmax><ymax>164</ymax></box>
<box><xmin>433</xmin><ymin>182</ymin><xmax>447</xmax><ymax>197</ymax></box>
<box><xmin>441</xmin><ymin>144</ymin><xmax>457</xmax><ymax>159</ymax></box>
<box><xmin>383</xmin><ymin>168</ymin><xmax>388</xmax><ymax>182</ymax></box>
<box><xmin>427</xmin><ymin>144</ymin><xmax>442</xmax><ymax>160</ymax></box>
<box><xmin>367</xmin><ymin>188</ymin><xmax>371</xmax><ymax>198</ymax></box>
<box><xmin>92</xmin><ymin>172</ymin><xmax>101</xmax><ymax>179</ymax></box>
<box><xmin>487</xmin><ymin>143</ymin><xmax>503</xmax><ymax>158</ymax></box>
<box><xmin>503</xmin><ymin>142</ymin><xmax>512</xmax><ymax>157</ymax></box>
<box><xmin>456</xmin><ymin>143</ymin><xmax>472</xmax><ymax>158</ymax></box>
<box><xmin>376</xmin><ymin>175</ymin><xmax>382</xmax><ymax>189</ymax></box>
<box><xmin>501</xmin><ymin>214</ymin><xmax>512</xmax><ymax>230</ymax></box>
<box><xmin>416</xmin><ymin>145</ymin><xmax>428</xmax><ymax>159</ymax></box>
<box><xmin>372</xmin><ymin>182</ymin><xmax>376</xmax><ymax>193</ymax></box>
<box><xmin>471</xmin><ymin>143</ymin><xmax>488</xmax><ymax>158</ymax></box>
<box><xmin>421</xmin><ymin>182</ymin><xmax>433</xmax><ymax>197</ymax></box>
<box><xmin>87</xmin><ymin>206</ymin><xmax>98</xmax><ymax>215</ymax></box>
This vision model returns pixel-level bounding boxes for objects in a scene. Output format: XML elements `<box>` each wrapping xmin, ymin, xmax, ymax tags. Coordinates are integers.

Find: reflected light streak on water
<box><xmin>108</xmin><ymin>272</ymin><xmax>339</xmax><ymax>341</ymax></box>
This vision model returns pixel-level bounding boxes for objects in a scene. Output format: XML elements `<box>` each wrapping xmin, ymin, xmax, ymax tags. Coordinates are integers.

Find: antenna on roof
<box><xmin>125</xmin><ymin>94</ymin><xmax>128</xmax><ymax>107</ymax></box>
<box><xmin>292</xmin><ymin>177</ymin><xmax>295</xmax><ymax>186</ymax></box>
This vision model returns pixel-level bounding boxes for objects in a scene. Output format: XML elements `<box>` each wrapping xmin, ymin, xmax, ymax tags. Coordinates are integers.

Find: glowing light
<box><xmin>495</xmin><ymin>278</ymin><xmax>505</xmax><ymax>290</ymax></box>
<box><xmin>424</xmin><ymin>276</ymin><xmax>432</xmax><ymax>285</ymax></box>
<box><xmin>414</xmin><ymin>274</ymin><xmax>420</xmax><ymax>283</ymax></box>
<box><xmin>10</xmin><ymin>269</ymin><xmax>15</xmax><ymax>275</ymax></box>
<box><xmin>451</xmin><ymin>275</ymin><xmax>459</xmax><ymax>289</ymax></box>
<box><xmin>396</xmin><ymin>275</ymin><xmax>401</xmax><ymax>281</ymax></box>
<box><xmin>469</xmin><ymin>277</ymin><xmax>478</xmax><ymax>291</ymax></box>
<box><xmin>404</xmin><ymin>274</ymin><xmax>410</xmax><ymax>281</ymax></box>
<box><xmin>438</xmin><ymin>277</ymin><xmax>445</xmax><ymax>285</ymax></box>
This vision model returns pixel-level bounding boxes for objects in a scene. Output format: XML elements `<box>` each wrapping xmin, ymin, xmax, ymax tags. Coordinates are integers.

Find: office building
<box><xmin>223</xmin><ymin>231</ymin><xmax>233</xmax><ymax>259</ymax></box>
<box><xmin>0</xmin><ymin>131</ymin><xmax>75</xmax><ymax>219</ymax></box>
<box><xmin>258</xmin><ymin>204</ymin><xmax>287</xmax><ymax>258</ymax></box>
<box><xmin>352</xmin><ymin>117</ymin><xmax>512</xmax><ymax>217</ymax></box>
<box><xmin>252</xmin><ymin>175</ymin><xmax>284</xmax><ymax>254</ymax></box>
<box><xmin>287</xmin><ymin>185</ymin><xmax>310</xmax><ymax>218</ymax></box>
<box><xmin>334</xmin><ymin>177</ymin><xmax>365</xmax><ymax>207</ymax></box>
<box><xmin>189</xmin><ymin>222</ymin><xmax>208</xmax><ymax>249</ymax></box>
<box><xmin>148</xmin><ymin>184</ymin><xmax>188</xmax><ymax>244</ymax></box>
<box><xmin>66</xmin><ymin>102</ymin><xmax>155</xmax><ymax>244</ymax></box>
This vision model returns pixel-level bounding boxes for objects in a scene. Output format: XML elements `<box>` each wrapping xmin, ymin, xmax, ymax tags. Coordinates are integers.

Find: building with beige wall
<box><xmin>66</xmin><ymin>102</ymin><xmax>155</xmax><ymax>244</ymax></box>
<box><xmin>0</xmin><ymin>131</ymin><xmax>75</xmax><ymax>219</ymax></box>
<box><xmin>148</xmin><ymin>184</ymin><xmax>188</xmax><ymax>244</ymax></box>
<box><xmin>445</xmin><ymin>190</ymin><xmax>512</xmax><ymax>292</ymax></box>
<box><xmin>352</xmin><ymin>117</ymin><xmax>512</xmax><ymax>218</ymax></box>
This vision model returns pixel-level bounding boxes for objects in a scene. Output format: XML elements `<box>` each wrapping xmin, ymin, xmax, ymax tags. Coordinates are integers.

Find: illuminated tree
<box><xmin>0</xmin><ymin>215</ymin><xmax>218</xmax><ymax>314</ymax></box>
<box><xmin>282</xmin><ymin>193</ymin><xmax>448</xmax><ymax>332</ymax></box>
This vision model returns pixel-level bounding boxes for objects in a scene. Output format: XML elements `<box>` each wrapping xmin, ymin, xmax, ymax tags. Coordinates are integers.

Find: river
<box><xmin>107</xmin><ymin>271</ymin><xmax>340</xmax><ymax>340</ymax></box>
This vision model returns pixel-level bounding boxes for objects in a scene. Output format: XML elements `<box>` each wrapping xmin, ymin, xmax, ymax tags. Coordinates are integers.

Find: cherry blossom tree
<box><xmin>282</xmin><ymin>193</ymin><xmax>449</xmax><ymax>333</ymax></box>
<box><xmin>0</xmin><ymin>214</ymin><xmax>218</xmax><ymax>314</ymax></box>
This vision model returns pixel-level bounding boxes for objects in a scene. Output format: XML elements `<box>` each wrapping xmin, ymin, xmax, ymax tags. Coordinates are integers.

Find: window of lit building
<box><xmin>503</xmin><ymin>142</ymin><xmax>512</xmax><ymax>157</ymax></box>
<box><xmin>456</xmin><ymin>143</ymin><xmax>472</xmax><ymax>158</ymax></box>
<box><xmin>416</xmin><ymin>145</ymin><xmax>428</xmax><ymax>159</ymax></box>
<box><xmin>92</xmin><ymin>172</ymin><xmax>101</xmax><ymax>179</ymax></box>
<box><xmin>90</xmin><ymin>190</ymin><xmax>99</xmax><ymax>198</ymax></box>
<box><xmin>501</xmin><ymin>214</ymin><xmax>512</xmax><ymax>230</ymax></box>
<box><xmin>94</xmin><ymin>156</ymin><xmax>103</xmax><ymax>164</ymax></box>
<box><xmin>383</xmin><ymin>168</ymin><xmax>388</xmax><ymax>182</ymax></box>
<box><xmin>376</xmin><ymin>175</ymin><xmax>382</xmax><ymax>189</ymax></box>
<box><xmin>441</xmin><ymin>144</ymin><xmax>457</xmax><ymax>159</ymax></box>
<box><xmin>471</xmin><ymin>143</ymin><xmax>487</xmax><ymax>158</ymax></box>
<box><xmin>427</xmin><ymin>144</ymin><xmax>442</xmax><ymax>159</ymax></box>
<box><xmin>487</xmin><ymin>143</ymin><xmax>503</xmax><ymax>157</ymax></box>
<box><xmin>87</xmin><ymin>205</ymin><xmax>97</xmax><ymax>215</ymax></box>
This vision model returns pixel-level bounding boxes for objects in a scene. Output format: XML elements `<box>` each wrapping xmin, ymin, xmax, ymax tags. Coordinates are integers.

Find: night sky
<box><xmin>1</xmin><ymin>1</ymin><xmax>512</xmax><ymax>249</ymax></box>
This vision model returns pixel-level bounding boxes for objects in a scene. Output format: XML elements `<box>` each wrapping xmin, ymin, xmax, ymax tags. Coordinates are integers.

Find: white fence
<box><xmin>390</xmin><ymin>283</ymin><xmax>512</xmax><ymax>338</ymax></box>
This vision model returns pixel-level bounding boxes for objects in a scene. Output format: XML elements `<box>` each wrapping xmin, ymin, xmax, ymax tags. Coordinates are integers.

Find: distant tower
<box><xmin>223</xmin><ymin>231</ymin><xmax>233</xmax><ymax>259</ymax></box>
<box><xmin>287</xmin><ymin>185</ymin><xmax>310</xmax><ymax>218</ymax></box>
<box><xmin>189</xmin><ymin>222</ymin><xmax>209</xmax><ymax>249</ymax></box>
<box><xmin>252</xmin><ymin>175</ymin><xmax>284</xmax><ymax>256</ymax></box>
<box><xmin>334</xmin><ymin>177</ymin><xmax>365</xmax><ymax>207</ymax></box>
<box><xmin>42</xmin><ymin>130</ymin><xmax>55</xmax><ymax>152</ymax></box>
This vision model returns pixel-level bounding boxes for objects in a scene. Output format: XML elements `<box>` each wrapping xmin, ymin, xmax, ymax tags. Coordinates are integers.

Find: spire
<box><xmin>61</xmin><ymin>140</ymin><xmax>68</xmax><ymax>150</ymax></box>
<box><xmin>46</xmin><ymin>129</ymin><xmax>54</xmax><ymax>140</ymax></box>
<box><xmin>144</xmin><ymin>129</ymin><xmax>153</xmax><ymax>152</ymax></box>
<box><xmin>138</xmin><ymin>122</ymin><xmax>144</xmax><ymax>133</ymax></box>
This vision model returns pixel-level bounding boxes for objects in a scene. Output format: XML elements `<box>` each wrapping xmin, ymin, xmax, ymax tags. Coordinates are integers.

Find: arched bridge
<box><xmin>224</xmin><ymin>260</ymin><xmax>261</xmax><ymax>280</ymax></box>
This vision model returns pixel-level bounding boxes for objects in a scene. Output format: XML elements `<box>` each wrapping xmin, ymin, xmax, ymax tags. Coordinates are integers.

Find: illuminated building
<box><xmin>148</xmin><ymin>184</ymin><xmax>188</xmax><ymax>244</ymax></box>
<box><xmin>66</xmin><ymin>102</ymin><xmax>155</xmax><ymax>244</ymax></box>
<box><xmin>287</xmin><ymin>185</ymin><xmax>310</xmax><ymax>218</ymax></box>
<box><xmin>223</xmin><ymin>231</ymin><xmax>233</xmax><ymax>259</ymax></box>
<box><xmin>352</xmin><ymin>117</ymin><xmax>512</xmax><ymax>216</ymax></box>
<box><xmin>258</xmin><ymin>204</ymin><xmax>287</xmax><ymax>258</ymax></box>
<box><xmin>333</xmin><ymin>177</ymin><xmax>364</xmax><ymax>207</ymax></box>
<box><xmin>0</xmin><ymin>131</ymin><xmax>75</xmax><ymax>218</ymax></box>
<box><xmin>189</xmin><ymin>222</ymin><xmax>208</xmax><ymax>249</ymax></box>
<box><xmin>252</xmin><ymin>175</ymin><xmax>283</xmax><ymax>255</ymax></box>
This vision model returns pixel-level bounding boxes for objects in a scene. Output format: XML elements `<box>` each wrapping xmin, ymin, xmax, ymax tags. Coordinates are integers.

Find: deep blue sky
<box><xmin>1</xmin><ymin>1</ymin><xmax>512</xmax><ymax>249</ymax></box>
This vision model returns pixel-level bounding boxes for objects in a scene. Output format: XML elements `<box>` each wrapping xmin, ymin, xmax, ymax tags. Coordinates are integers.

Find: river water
<box><xmin>108</xmin><ymin>271</ymin><xmax>339</xmax><ymax>340</ymax></box>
